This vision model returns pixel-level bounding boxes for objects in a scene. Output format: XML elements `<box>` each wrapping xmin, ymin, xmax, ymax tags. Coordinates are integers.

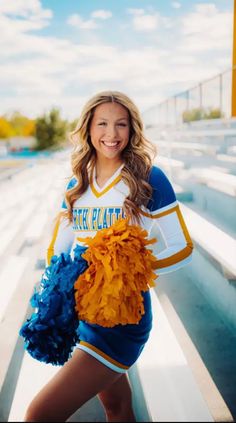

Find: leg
<box><xmin>24</xmin><ymin>349</ymin><xmax>122</xmax><ymax>422</ymax></box>
<box><xmin>98</xmin><ymin>373</ymin><xmax>136</xmax><ymax>422</ymax></box>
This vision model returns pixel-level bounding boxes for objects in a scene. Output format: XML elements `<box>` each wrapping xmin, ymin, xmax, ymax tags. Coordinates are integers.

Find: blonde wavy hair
<box><xmin>63</xmin><ymin>90</ymin><xmax>156</xmax><ymax>223</ymax></box>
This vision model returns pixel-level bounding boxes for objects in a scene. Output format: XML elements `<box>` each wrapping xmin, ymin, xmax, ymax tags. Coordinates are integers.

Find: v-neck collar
<box><xmin>90</xmin><ymin>163</ymin><xmax>124</xmax><ymax>198</ymax></box>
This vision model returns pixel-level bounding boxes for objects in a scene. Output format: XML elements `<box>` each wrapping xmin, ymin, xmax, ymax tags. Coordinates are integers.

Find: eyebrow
<box><xmin>96</xmin><ymin>117</ymin><xmax>129</xmax><ymax>121</ymax></box>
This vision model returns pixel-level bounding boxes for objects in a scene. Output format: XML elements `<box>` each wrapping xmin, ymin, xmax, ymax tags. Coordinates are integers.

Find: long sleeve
<box><xmin>46</xmin><ymin>214</ymin><xmax>75</xmax><ymax>266</ymax></box>
<box><xmin>46</xmin><ymin>177</ymin><xmax>77</xmax><ymax>266</ymax></box>
<box><xmin>145</xmin><ymin>166</ymin><xmax>193</xmax><ymax>274</ymax></box>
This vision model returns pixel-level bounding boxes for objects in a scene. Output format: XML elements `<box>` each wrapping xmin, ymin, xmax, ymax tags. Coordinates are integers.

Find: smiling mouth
<box><xmin>101</xmin><ymin>141</ymin><xmax>120</xmax><ymax>147</ymax></box>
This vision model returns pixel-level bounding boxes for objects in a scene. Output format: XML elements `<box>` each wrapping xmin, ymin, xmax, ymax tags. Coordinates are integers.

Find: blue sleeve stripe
<box><xmin>61</xmin><ymin>177</ymin><xmax>77</xmax><ymax>209</ymax></box>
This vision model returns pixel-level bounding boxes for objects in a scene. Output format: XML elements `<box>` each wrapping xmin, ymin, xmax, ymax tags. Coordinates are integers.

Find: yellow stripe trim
<box><xmin>77</xmin><ymin>236</ymin><xmax>91</xmax><ymax>242</ymax></box>
<box><xmin>79</xmin><ymin>341</ymin><xmax>129</xmax><ymax>370</ymax></box>
<box><xmin>46</xmin><ymin>213</ymin><xmax>62</xmax><ymax>266</ymax></box>
<box><xmin>155</xmin><ymin>205</ymin><xmax>193</xmax><ymax>269</ymax></box>
<box><xmin>140</xmin><ymin>204</ymin><xmax>179</xmax><ymax>219</ymax></box>
<box><xmin>90</xmin><ymin>175</ymin><xmax>122</xmax><ymax>198</ymax></box>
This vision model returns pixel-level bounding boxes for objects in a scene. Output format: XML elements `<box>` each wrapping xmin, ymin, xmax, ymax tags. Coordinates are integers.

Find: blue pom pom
<box><xmin>19</xmin><ymin>245</ymin><xmax>88</xmax><ymax>365</ymax></box>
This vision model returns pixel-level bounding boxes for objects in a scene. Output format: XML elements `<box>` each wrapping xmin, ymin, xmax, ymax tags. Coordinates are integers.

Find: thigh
<box><xmin>25</xmin><ymin>349</ymin><xmax>121</xmax><ymax>422</ymax></box>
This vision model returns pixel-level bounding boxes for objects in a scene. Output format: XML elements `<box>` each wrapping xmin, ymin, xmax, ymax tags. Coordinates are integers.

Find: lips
<box><xmin>101</xmin><ymin>141</ymin><xmax>120</xmax><ymax>147</ymax></box>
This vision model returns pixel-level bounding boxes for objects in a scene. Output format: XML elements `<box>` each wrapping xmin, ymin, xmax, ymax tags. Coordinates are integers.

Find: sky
<box><xmin>0</xmin><ymin>0</ymin><xmax>234</xmax><ymax>120</ymax></box>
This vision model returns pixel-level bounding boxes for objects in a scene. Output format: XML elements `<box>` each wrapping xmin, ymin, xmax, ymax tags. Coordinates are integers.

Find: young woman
<box><xmin>24</xmin><ymin>91</ymin><xmax>193</xmax><ymax>422</ymax></box>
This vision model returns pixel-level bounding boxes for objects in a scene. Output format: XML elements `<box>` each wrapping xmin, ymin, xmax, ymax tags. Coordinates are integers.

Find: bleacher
<box><xmin>140</xmin><ymin>117</ymin><xmax>236</xmax><ymax>420</ymax></box>
<box><xmin>180</xmin><ymin>203</ymin><xmax>236</xmax><ymax>280</ymax></box>
<box><xmin>0</xmin><ymin>142</ymin><xmax>236</xmax><ymax>421</ymax></box>
<box><xmin>130</xmin><ymin>197</ymin><xmax>236</xmax><ymax>422</ymax></box>
<box><xmin>190</xmin><ymin>168</ymin><xmax>236</xmax><ymax>196</ymax></box>
<box><xmin>147</xmin><ymin>117</ymin><xmax>236</xmax><ymax>158</ymax></box>
<box><xmin>132</xmin><ymin>290</ymin><xmax>214</xmax><ymax>422</ymax></box>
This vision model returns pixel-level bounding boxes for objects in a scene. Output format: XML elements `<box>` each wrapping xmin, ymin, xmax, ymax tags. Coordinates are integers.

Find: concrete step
<box><xmin>155</xmin><ymin>266</ymin><xmax>236</xmax><ymax>420</ymax></box>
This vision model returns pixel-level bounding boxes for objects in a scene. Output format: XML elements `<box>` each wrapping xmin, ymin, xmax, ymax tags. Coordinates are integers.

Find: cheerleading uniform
<box><xmin>46</xmin><ymin>164</ymin><xmax>193</xmax><ymax>373</ymax></box>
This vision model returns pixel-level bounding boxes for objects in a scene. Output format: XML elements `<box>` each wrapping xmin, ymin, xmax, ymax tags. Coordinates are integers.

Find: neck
<box><xmin>95</xmin><ymin>158</ymin><xmax>123</xmax><ymax>178</ymax></box>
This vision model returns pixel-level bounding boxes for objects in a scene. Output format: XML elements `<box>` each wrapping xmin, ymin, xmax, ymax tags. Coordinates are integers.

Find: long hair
<box><xmin>63</xmin><ymin>90</ymin><xmax>156</xmax><ymax>223</ymax></box>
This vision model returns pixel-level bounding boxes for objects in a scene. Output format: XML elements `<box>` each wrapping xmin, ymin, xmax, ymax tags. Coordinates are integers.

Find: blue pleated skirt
<box><xmin>77</xmin><ymin>290</ymin><xmax>153</xmax><ymax>373</ymax></box>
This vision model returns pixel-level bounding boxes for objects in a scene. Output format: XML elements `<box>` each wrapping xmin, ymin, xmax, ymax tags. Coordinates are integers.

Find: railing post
<box><xmin>174</xmin><ymin>96</ymin><xmax>177</xmax><ymax>125</ymax></box>
<box><xmin>199</xmin><ymin>83</ymin><xmax>203</xmax><ymax>111</ymax></box>
<box><xmin>166</xmin><ymin>100</ymin><xmax>169</xmax><ymax>126</ymax></box>
<box><xmin>219</xmin><ymin>73</ymin><xmax>223</xmax><ymax>116</ymax></box>
<box><xmin>232</xmin><ymin>0</ymin><xmax>236</xmax><ymax>117</ymax></box>
<box><xmin>186</xmin><ymin>90</ymin><xmax>190</xmax><ymax>111</ymax></box>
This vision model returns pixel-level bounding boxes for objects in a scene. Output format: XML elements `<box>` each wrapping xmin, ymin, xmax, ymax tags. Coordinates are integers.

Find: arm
<box><xmin>146</xmin><ymin>167</ymin><xmax>193</xmax><ymax>274</ymax></box>
<box><xmin>46</xmin><ymin>177</ymin><xmax>77</xmax><ymax>266</ymax></box>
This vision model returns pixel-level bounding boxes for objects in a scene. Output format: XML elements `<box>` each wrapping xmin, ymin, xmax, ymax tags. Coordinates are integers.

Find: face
<box><xmin>89</xmin><ymin>102</ymin><xmax>130</xmax><ymax>162</ymax></box>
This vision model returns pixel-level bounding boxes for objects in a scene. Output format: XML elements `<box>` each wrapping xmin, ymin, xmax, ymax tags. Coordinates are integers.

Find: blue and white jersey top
<box><xmin>47</xmin><ymin>164</ymin><xmax>193</xmax><ymax>275</ymax></box>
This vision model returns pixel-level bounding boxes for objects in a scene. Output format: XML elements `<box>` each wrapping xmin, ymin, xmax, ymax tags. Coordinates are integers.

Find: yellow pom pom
<box><xmin>74</xmin><ymin>218</ymin><xmax>159</xmax><ymax>327</ymax></box>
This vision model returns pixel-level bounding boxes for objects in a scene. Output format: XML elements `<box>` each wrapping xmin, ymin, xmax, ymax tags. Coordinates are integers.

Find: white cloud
<box><xmin>0</xmin><ymin>1</ymin><xmax>233</xmax><ymax>120</ymax></box>
<box><xmin>132</xmin><ymin>13</ymin><xmax>160</xmax><ymax>31</ymax></box>
<box><xmin>127</xmin><ymin>8</ymin><xmax>170</xmax><ymax>32</ymax></box>
<box><xmin>194</xmin><ymin>3</ymin><xmax>218</xmax><ymax>15</ymax></box>
<box><xmin>179</xmin><ymin>3</ymin><xmax>233</xmax><ymax>52</ymax></box>
<box><xmin>127</xmin><ymin>9</ymin><xmax>145</xmax><ymax>16</ymax></box>
<box><xmin>67</xmin><ymin>14</ymin><xmax>98</xmax><ymax>29</ymax></box>
<box><xmin>91</xmin><ymin>9</ymin><xmax>112</xmax><ymax>20</ymax></box>
<box><xmin>0</xmin><ymin>0</ymin><xmax>52</xmax><ymax>31</ymax></box>
<box><xmin>67</xmin><ymin>9</ymin><xmax>112</xmax><ymax>29</ymax></box>
<box><xmin>0</xmin><ymin>0</ymin><xmax>52</xmax><ymax>18</ymax></box>
<box><xmin>171</xmin><ymin>2</ymin><xmax>181</xmax><ymax>9</ymax></box>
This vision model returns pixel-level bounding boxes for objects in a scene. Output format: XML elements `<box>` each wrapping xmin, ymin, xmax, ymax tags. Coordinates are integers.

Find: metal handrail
<box><xmin>143</xmin><ymin>65</ymin><xmax>236</xmax><ymax>125</ymax></box>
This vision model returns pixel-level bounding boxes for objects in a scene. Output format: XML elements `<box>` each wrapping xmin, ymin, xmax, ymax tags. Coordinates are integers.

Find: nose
<box><xmin>106</xmin><ymin>124</ymin><xmax>118</xmax><ymax>139</ymax></box>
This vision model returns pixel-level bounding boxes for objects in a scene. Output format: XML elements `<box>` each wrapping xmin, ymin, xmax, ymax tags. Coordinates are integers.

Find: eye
<box><xmin>117</xmin><ymin>123</ymin><xmax>127</xmax><ymax>127</ymax></box>
<box><xmin>98</xmin><ymin>122</ymin><xmax>106</xmax><ymax>126</ymax></box>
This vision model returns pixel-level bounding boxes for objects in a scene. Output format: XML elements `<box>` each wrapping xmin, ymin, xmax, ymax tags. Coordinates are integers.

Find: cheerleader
<box><xmin>23</xmin><ymin>91</ymin><xmax>193</xmax><ymax>422</ymax></box>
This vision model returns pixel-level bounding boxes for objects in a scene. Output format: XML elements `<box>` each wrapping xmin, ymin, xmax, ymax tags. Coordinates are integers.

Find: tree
<box><xmin>35</xmin><ymin>108</ymin><xmax>68</xmax><ymax>150</ymax></box>
<box><xmin>22</xmin><ymin>120</ymin><xmax>35</xmax><ymax>136</ymax></box>
<box><xmin>182</xmin><ymin>108</ymin><xmax>205</xmax><ymax>123</ymax></box>
<box><xmin>7</xmin><ymin>111</ymin><xmax>35</xmax><ymax>136</ymax></box>
<box><xmin>0</xmin><ymin>117</ymin><xmax>14</xmax><ymax>138</ymax></box>
<box><xmin>182</xmin><ymin>107</ymin><xmax>224</xmax><ymax>123</ymax></box>
<box><xmin>204</xmin><ymin>108</ymin><xmax>223</xmax><ymax>119</ymax></box>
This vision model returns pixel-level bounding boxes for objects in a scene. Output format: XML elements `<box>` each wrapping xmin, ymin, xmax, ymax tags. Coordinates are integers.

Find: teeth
<box><xmin>103</xmin><ymin>141</ymin><xmax>119</xmax><ymax>146</ymax></box>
